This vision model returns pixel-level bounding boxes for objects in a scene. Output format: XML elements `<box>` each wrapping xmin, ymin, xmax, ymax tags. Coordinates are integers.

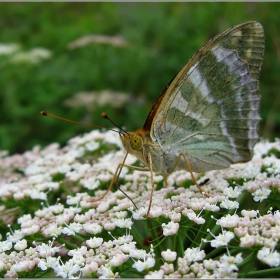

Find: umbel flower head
<box><xmin>0</xmin><ymin>130</ymin><xmax>279</xmax><ymax>278</ymax></box>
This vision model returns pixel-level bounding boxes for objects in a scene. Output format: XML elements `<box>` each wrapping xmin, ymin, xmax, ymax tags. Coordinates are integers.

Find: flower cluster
<box><xmin>0</xmin><ymin>131</ymin><xmax>279</xmax><ymax>278</ymax></box>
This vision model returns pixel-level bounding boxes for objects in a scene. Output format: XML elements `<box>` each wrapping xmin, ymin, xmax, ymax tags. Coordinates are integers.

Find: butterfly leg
<box><xmin>146</xmin><ymin>152</ymin><xmax>156</xmax><ymax>218</ymax></box>
<box><xmin>170</xmin><ymin>152</ymin><xmax>209</xmax><ymax>197</ymax></box>
<box><xmin>87</xmin><ymin>153</ymin><xmax>149</xmax><ymax>211</ymax></box>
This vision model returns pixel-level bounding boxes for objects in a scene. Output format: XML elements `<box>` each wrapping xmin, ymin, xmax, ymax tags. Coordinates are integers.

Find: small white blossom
<box><xmin>6</xmin><ymin>229</ymin><xmax>24</xmax><ymax>243</ymax></box>
<box><xmin>257</xmin><ymin>247</ymin><xmax>280</xmax><ymax>267</ymax></box>
<box><xmin>83</xmin><ymin>223</ymin><xmax>102</xmax><ymax>234</ymax></box>
<box><xmin>132</xmin><ymin>257</ymin><xmax>155</xmax><ymax>272</ymax></box>
<box><xmin>54</xmin><ymin>260</ymin><xmax>81</xmax><ymax>278</ymax></box>
<box><xmin>216</xmin><ymin>214</ymin><xmax>240</xmax><ymax>228</ymax></box>
<box><xmin>62</xmin><ymin>222</ymin><xmax>83</xmax><ymax>236</ymax></box>
<box><xmin>210</xmin><ymin>231</ymin><xmax>234</xmax><ymax>248</ymax></box>
<box><xmin>241</xmin><ymin>209</ymin><xmax>258</xmax><ymax>218</ymax></box>
<box><xmin>253</xmin><ymin>188</ymin><xmax>271</xmax><ymax>202</ymax></box>
<box><xmin>240</xmin><ymin>233</ymin><xmax>256</xmax><ymax>247</ymax></box>
<box><xmin>220</xmin><ymin>199</ymin><xmax>239</xmax><ymax>209</ymax></box>
<box><xmin>162</xmin><ymin>221</ymin><xmax>179</xmax><ymax>236</ymax></box>
<box><xmin>161</xmin><ymin>249</ymin><xmax>177</xmax><ymax>262</ymax></box>
<box><xmin>86</xmin><ymin>237</ymin><xmax>103</xmax><ymax>249</ymax></box>
<box><xmin>0</xmin><ymin>240</ymin><xmax>13</xmax><ymax>252</ymax></box>
<box><xmin>184</xmin><ymin>247</ymin><xmax>206</xmax><ymax>262</ymax></box>
<box><xmin>38</xmin><ymin>256</ymin><xmax>59</xmax><ymax>271</ymax></box>
<box><xmin>186</xmin><ymin>211</ymin><xmax>205</xmax><ymax>224</ymax></box>
<box><xmin>14</xmin><ymin>239</ymin><xmax>28</xmax><ymax>251</ymax></box>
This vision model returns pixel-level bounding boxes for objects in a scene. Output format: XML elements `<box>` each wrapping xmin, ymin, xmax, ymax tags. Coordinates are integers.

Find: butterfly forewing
<box><xmin>150</xmin><ymin>21</ymin><xmax>264</xmax><ymax>173</ymax></box>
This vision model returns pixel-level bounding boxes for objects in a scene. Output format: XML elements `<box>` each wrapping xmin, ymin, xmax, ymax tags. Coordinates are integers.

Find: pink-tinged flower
<box><xmin>184</xmin><ymin>247</ymin><xmax>206</xmax><ymax>262</ymax></box>
<box><xmin>257</xmin><ymin>247</ymin><xmax>280</xmax><ymax>267</ymax></box>
<box><xmin>203</xmin><ymin>259</ymin><xmax>218</xmax><ymax>270</ymax></box>
<box><xmin>162</xmin><ymin>221</ymin><xmax>179</xmax><ymax>236</ymax></box>
<box><xmin>10</xmin><ymin>260</ymin><xmax>36</xmax><ymax>273</ymax></box>
<box><xmin>81</xmin><ymin>262</ymin><xmax>98</xmax><ymax>277</ymax></box>
<box><xmin>132</xmin><ymin>207</ymin><xmax>147</xmax><ymax>220</ymax></box>
<box><xmin>83</xmin><ymin>222</ymin><xmax>102</xmax><ymax>234</ymax></box>
<box><xmin>161</xmin><ymin>249</ymin><xmax>177</xmax><ymax>262</ymax></box>
<box><xmin>132</xmin><ymin>257</ymin><xmax>155</xmax><ymax>272</ymax></box>
<box><xmin>35</xmin><ymin>239</ymin><xmax>62</xmax><ymax>257</ymax></box>
<box><xmin>14</xmin><ymin>239</ymin><xmax>27</xmax><ymax>251</ymax></box>
<box><xmin>21</xmin><ymin>224</ymin><xmax>40</xmax><ymax>236</ymax></box>
<box><xmin>160</xmin><ymin>262</ymin><xmax>174</xmax><ymax>274</ymax></box>
<box><xmin>109</xmin><ymin>253</ymin><xmax>129</xmax><ymax>266</ymax></box>
<box><xmin>144</xmin><ymin>269</ymin><xmax>164</xmax><ymax>279</ymax></box>
<box><xmin>240</xmin><ymin>233</ymin><xmax>256</xmax><ymax>247</ymax></box>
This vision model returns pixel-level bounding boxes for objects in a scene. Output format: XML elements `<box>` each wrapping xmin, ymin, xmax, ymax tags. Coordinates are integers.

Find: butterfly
<box><xmin>42</xmin><ymin>21</ymin><xmax>265</xmax><ymax>217</ymax></box>
<box><xmin>108</xmin><ymin>21</ymin><xmax>265</xmax><ymax>215</ymax></box>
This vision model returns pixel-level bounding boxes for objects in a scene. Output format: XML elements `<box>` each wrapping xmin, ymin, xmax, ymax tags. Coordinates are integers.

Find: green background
<box><xmin>0</xmin><ymin>2</ymin><xmax>279</xmax><ymax>154</ymax></box>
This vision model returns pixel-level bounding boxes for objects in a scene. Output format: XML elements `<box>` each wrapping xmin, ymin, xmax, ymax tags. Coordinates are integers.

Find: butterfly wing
<box><xmin>143</xmin><ymin>21</ymin><xmax>265</xmax><ymax>173</ymax></box>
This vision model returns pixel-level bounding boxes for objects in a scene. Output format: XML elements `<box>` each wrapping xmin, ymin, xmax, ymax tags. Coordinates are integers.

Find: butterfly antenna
<box><xmin>40</xmin><ymin>111</ymin><xmax>121</xmax><ymax>134</ymax></box>
<box><xmin>102</xmin><ymin>112</ymin><xmax>129</xmax><ymax>135</ymax></box>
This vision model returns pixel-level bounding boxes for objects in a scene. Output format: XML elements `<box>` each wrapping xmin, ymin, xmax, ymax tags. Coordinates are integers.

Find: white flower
<box><xmin>161</xmin><ymin>249</ymin><xmax>177</xmax><ymax>262</ymax></box>
<box><xmin>148</xmin><ymin>206</ymin><xmax>163</xmax><ymax>218</ymax></box>
<box><xmin>210</xmin><ymin>231</ymin><xmax>234</xmax><ymax>248</ymax></box>
<box><xmin>62</xmin><ymin>222</ymin><xmax>83</xmax><ymax>236</ymax></box>
<box><xmin>241</xmin><ymin>209</ymin><xmax>258</xmax><ymax>218</ymax></box>
<box><xmin>217</xmin><ymin>253</ymin><xmax>243</xmax><ymax>273</ymax></box>
<box><xmin>114</xmin><ymin>218</ymin><xmax>133</xmax><ymax>229</ymax></box>
<box><xmin>83</xmin><ymin>223</ymin><xmax>102</xmax><ymax>234</ymax></box>
<box><xmin>186</xmin><ymin>211</ymin><xmax>205</xmax><ymax>224</ymax></box>
<box><xmin>216</xmin><ymin>214</ymin><xmax>240</xmax><ymax>228</ymax></box>
<box><xmin>220</xmin><ymin>199</ymin><xmax>239</xmax><ymax>209</ymax></box>
<box><xmin>240</xmin><ymin>233</ymin><xmax>256</xmax><ymax>247</ymax></box>
<box><xmin>36</xmin><ymin>240</ymin><xmax>61</xmax><ymax>257</ymax></box>
<box><xmin>85</xmin><ymin>141</ymin><xmax>100</xmax><ymax>151</ymax></box>
<box><xmin>54</xmin><ymin>260</ymin><xmax>81</xmax><ymax>278</ymax></box>
<box><xmin>253</xmin><ymin>188</ymin><xmax>271</xmax><ymax>202</ymax></box>
<box><xmin>6</xmin><ymin>229</ymin><xmax>24</xmax><ymax>243</ymax></box>
<box><xmin>43</xmin><ymin>223</ymin><xmax>63</xmax><ymax>238</ymax></box>
<box><xmin>257</xmin><ymin>247</ymin><xmax>280</xmax><ymax>267</ymax></box>
<box><xmin>0</xmin><ymin>240</ymin><xmax>13</xmax><ymax>252</ymax></box>
<box><xmin>86</xmin><ymin>237</ymin><xmax>103</xmax><ymax>249</ymax></box>
<box><xmin>184</xmin><ymin>247</ymin><xmax>206</xmax><ymax>262</ymax></box>
<box><xmin>14</xmin><ymin>239</ymin><xmax>28</xmax><ymax>251</ymax></box>
<box><xmin>0</xmin><ymin>43</ymin><xmax>20</xmax><ymax>55</ymax></box>
<box><xmin>81</xmin><ymin>263</ymin><xmax>98</xmax><ymax>277</ymax></box>
<box><xmin>223</xmin><ymin>186</ymin><xmax>242</xmax><ymax>198</ymax></box>
<box><xmin>109</xmin><ymin>253</ymin><xmax>129</xmax><ymax>267</ymax></box>
<box><xmin>144</xmin><ymin>269</ymin><xmax>164</xmax><ymax>279</ymax></box>
<box><xmin>132</xmin><ymin>257</ymin><xmax>155</xmax><ymax>272</ymax></box>
<box><xmin>162</xmin><ymin>221</ymin><xmax>179</xmax><ymax>236</ymax></box>
<box><xmin>38</xmin><ymin>256</ymin><xmax>59</xmax><ymax>271</ymax></box>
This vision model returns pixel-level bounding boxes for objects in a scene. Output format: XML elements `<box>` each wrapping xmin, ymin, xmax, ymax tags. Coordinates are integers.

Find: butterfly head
<box><xmin>120</xmin><ymin>132</ymin><xmax>143</xmax><ymax>153</ymax></box>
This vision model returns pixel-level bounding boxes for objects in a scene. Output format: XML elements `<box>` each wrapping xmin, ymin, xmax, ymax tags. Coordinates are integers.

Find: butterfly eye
<box><xmin>130</xmin><ymin>135</ymin><xmax>142</xmax><ymax>150</ymax></box>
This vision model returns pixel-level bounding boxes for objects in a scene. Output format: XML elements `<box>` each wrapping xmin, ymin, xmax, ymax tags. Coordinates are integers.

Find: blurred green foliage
<box><xmin>0</xmin><ymin>2</ymin><xmax>279</xmax><ymax>154</ymax></box>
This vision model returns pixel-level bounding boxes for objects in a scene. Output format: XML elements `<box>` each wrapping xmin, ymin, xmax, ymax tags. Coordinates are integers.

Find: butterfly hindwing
<box><xmin>150</xmin><ymin>21</ymin><xmax>264</xmax><ymax>173</ymax></box>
